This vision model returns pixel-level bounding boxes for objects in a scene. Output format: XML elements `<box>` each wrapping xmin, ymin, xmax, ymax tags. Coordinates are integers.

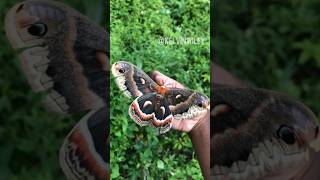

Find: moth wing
<box><xmin>159</xmin><ymin>123</ymin><xmax>172</xmax><ymax>134</ymax></box>
<box><xmin>129</xmin><ymin>93</ymin><xmax>156</xmax><ymax>126</ymax></box>
<box><xmin>165</xmin><ymin>88</ymin><xmax>209</xmax><ymax>120</ymax></box>
<box><xmin>112</xmin><ymin>61</ymin><xmax>159</xmax><ymax>98</ymax></box>
<box><xmin>164</xmin><ymin>88</ymin><xmax>194</xmax><ymax>115</ymax></box>
<box><xmin>60</xmin><ymin>106</ymin><xmax>109</xmax><ymax>180</ymax></box>
<box><xmin>152</xmin><ymin>95</ymin><xmax>173</xmax><ymax>129</ymax></box>
<box><xmin>5</xmin><ymin>0</ymin><xmax>109</xmax><ymax>114</ymax></box>
<box><xmin>153</xmin><ymin>96</ymin><xmax>173</xmax><ymax>134</ymax></box>
<box><xmin>129</xmin><ymin>93</ymin><xmax>173</xmax><ymax>133</ymax></box>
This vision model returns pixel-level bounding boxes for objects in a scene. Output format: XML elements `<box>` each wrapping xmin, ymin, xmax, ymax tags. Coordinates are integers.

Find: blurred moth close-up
<box><xmin>111</xmin><ymin>61</ymin><xmax>210</xmax><ymax>134</ymax></box>
<box><xmin>211</xmin><ymin>84</ymin><xmax>320</xmax><ymax>180</ymax></box>
<box><xmin>5</xmin><ymin>0</ymin><xmax>109</xmax><ymax>179</ymax></box>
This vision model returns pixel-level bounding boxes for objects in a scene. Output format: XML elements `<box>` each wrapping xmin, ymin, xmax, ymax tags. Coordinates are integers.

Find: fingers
<box><xmin>171</xmin><ymin>118</ymin><xmax>198</xmax><ymax>132</ymax></box>
<box><xmin>171</xmin><ymin>109</ymin><xmax>209</xmax><ymax>132</ymax></box>
<box><xmin>150</xmin><ymin>71</ymin><xmax>185</xmax><ymax>89</ymax></box>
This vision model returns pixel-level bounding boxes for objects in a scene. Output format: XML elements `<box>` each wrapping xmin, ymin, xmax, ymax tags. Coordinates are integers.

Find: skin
<box><xmin>212</xmin><ymin>63</ymin><xmax>320</xmax><ymax>180</ymax></box>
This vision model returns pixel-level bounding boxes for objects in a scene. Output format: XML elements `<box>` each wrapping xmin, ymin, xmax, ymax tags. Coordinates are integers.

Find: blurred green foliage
<box><xmin>0</xmin><ymin>0</ymin><xmax>104</xmax><ymax>179</ymax></box>
<box><xmin>214</xmin><ymin>0</ymin><xmax>320</xmax><ymax>118</ymax></box>
<box><xmin>110</xmin><ymin>0</ymin><xmax>209</xmax><ymax>179</ymax></box>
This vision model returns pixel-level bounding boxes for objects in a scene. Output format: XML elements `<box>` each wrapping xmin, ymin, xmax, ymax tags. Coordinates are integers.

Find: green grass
<box><xmin>110</xmin><ymin>0</ymin><xmax>210</xmax><ymax>179</ymax></box>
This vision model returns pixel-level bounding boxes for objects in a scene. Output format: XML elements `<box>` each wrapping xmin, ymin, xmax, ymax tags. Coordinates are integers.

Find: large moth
<box><xmin>5</xmin><ymin>0</ymin><xmax>109</xmax><ymax>179</ymax></box>
<box><xmin>111</xmin><ymin>61</ymin><xmax>210</xmax><ymax>134</ymax></box>
<box><xmin>211</xmin><ymin>83</ymin><xmax>320</xmax><ymax>180</ymax></box>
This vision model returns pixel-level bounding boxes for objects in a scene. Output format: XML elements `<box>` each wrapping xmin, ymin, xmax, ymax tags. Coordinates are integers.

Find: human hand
<box><xmin>151</xmin><ymin>71</ymin><xmax>209</xmax><ymax>132</ymax></box>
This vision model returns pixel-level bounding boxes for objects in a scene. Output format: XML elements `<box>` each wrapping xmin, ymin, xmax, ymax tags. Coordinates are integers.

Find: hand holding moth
<box><xmin>151</xmin><ymin>71</ymin><xmax>210</xmax><ymax>132</ymax></box>
<box><xmin>112</xmin><ymin>61</ymin><xmax>210</xmax><ymax>134</ymax></box>
<box><xmin>151</xmin><ymin>71</ymin><xmax>211</xmax><ymax>179</ymax></box>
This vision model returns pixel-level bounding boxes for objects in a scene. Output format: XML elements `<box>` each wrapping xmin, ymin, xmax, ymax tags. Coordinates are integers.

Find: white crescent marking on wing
<box><xmin>143</xmin><ymin>101</ymin><xmax>152</xmax><ymax>108</ymax></box>
<box><xmin>140</xmin><ymin>78</ymin><xmax>145</xmax><ymax>85</ymax></box>
<box><xmin>160</xmin><ymin>106</ymin><xmax>165</xmax><ymax>116</ymax></box>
